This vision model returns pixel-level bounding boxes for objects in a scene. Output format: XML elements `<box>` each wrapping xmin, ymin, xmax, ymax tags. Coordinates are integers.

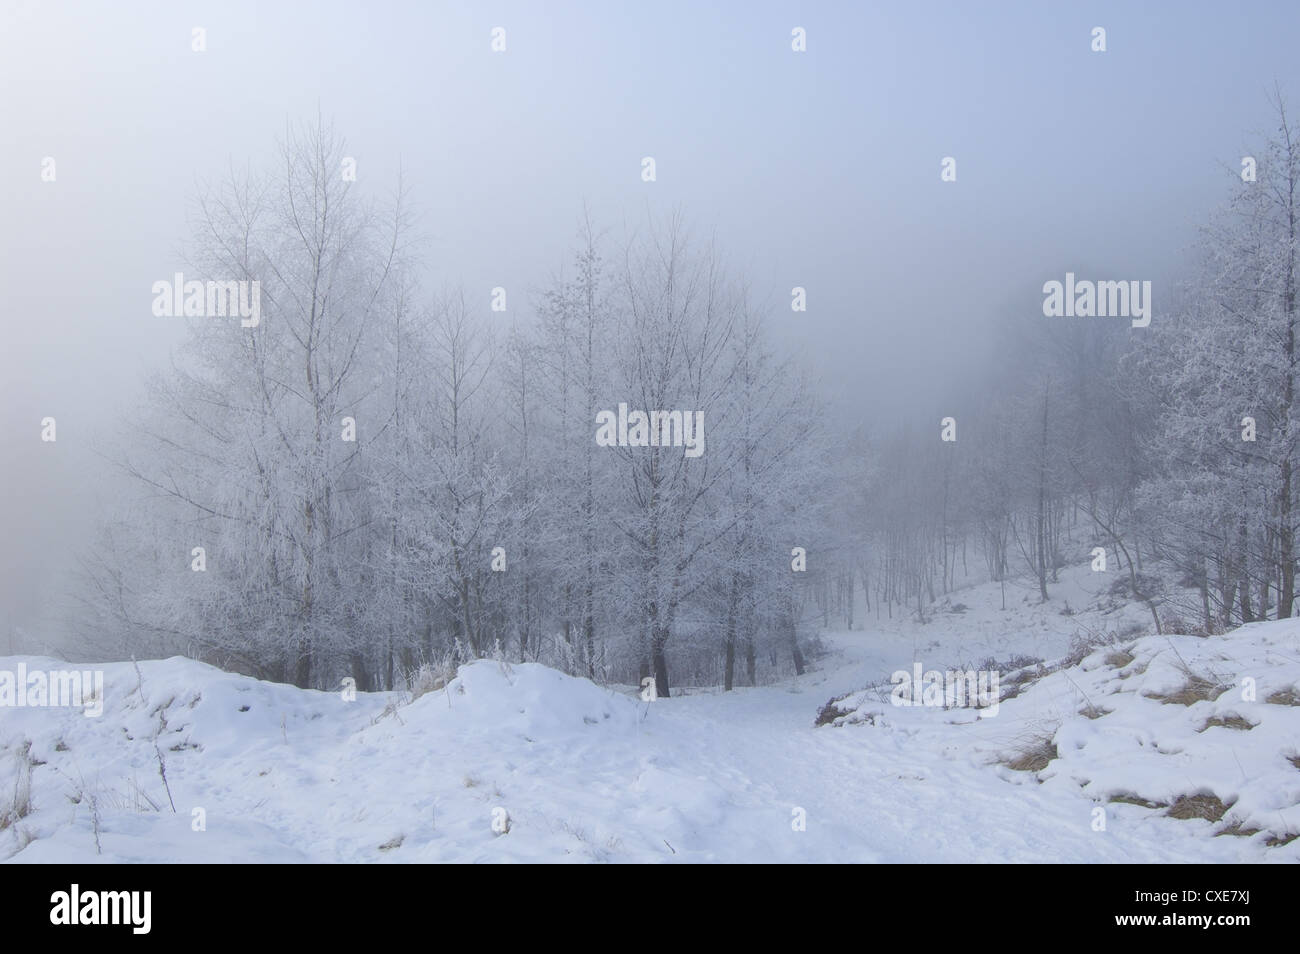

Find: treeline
<box><xmin>75</xmin><ymin>98</ymin><xmax>1300</xmax><ymax>692</ymax></box>
<box><xmin>75</xmin><ymin>121</ymin><xmax>827</xmax><ymax>695</ymax></box>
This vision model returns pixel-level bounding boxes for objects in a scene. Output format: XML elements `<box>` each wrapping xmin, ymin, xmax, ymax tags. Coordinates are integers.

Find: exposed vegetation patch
<box><xmin>1199</xmin><ymin>714</ymin><xmax>1255</xmax><ymax>732</ymax></box>
<box><xmin>1105</xmin><ymin>648</ymin><xmax>1135</xmax><ymax>669</ymax></box>
<box><xmin>1109</xmin><ymin>792</ymin><xmax>1167</xmax><ymax>809</ymax></box>
<box><xmin>1166</xmin><ymin>793</ymin><xmax>1232</xmax><ymax>822</ymax></box>
<box><xmin>1216</xmin><ymin>819</ymin><xmax>1261</xmax><ymax>838</ymax></box>
<box><xmin>1146</xmin><ymin>676</ymin><xmax>1229</xmax><ymax>706</ymax></box>
<box><xmin>1003</xmin><ymin>736</ymin><xmax>1058</xmax><ymax>773</ymax></box>
<box><xmin>1265</xmin><ymin>687</ymin><xmax>1300</xmax><ymax>706</ymax></box>
<box><xmin>814</xmin><ymin>700</ymin><xmax>843</xmax><ymax>727</ymax></box>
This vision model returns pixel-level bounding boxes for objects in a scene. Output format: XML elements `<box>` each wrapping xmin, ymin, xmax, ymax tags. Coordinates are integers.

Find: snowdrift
<box><xmin>0</xmin><ymin>658</ymin><xmax>691</xmax><ymax>862</ymax></box>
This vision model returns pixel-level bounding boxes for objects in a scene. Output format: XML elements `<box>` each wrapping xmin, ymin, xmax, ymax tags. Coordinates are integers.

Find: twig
<box><xmin>154</xmin><ymin>711</ymin><xmax>176</xmax><ymax>812</ymax></box>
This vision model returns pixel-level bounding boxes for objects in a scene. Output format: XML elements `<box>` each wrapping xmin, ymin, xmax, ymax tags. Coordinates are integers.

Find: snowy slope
<box><xmin>821</xmin><ymin>625</ymin><xmax>1300</xmax><ymax>856</ymax></box>
<box><xmin>2</xmin><ymin>572</ymin><xmax>1298</xmax><ymax>862</ymax></box>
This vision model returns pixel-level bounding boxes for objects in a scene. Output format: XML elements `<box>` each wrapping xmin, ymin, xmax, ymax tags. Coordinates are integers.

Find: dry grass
<box><xmin>1199</xmin><ymin>714</ymin><xmax>1256</xmax><ymax>732</ymax></box>
<box><xmin>1105</xmin><ymin>648</ymin><xmax>1136</xmax><ymax>669</ymax></box>
<box><xmin>1003</xmin><ymin>735</ymin><xmax>1058</xmax><ymax>773</ymax></box>
<box><xmin>1063</xmin><ymin>632</ymin><xmax>1112</xmax><ymax>669</ymax></box>
<box><xmin>408</xmin><ymin>661</ymin><xmax>454</xmax><ymax>701</ymax></box>
<box><xmin>1116</xmin><ymin>659</ymin><xmax>1150</xmax><ymax>680</ymax></box>
<box><xmin>814</xmin><ymin>699</ymin><xmax>843</xmax><ymax>727</ymax></box>
<box><xmin>0</xmin><ymin>741</ymin><xmax>35</xmax><ymax>834</ymax></box>
<box><xmin>1265</xmin><ymin>687</ymin><xmax>1300</xmax><ymax>706</ymax></box>
<box><xmin>1166</xmin><ymin>793</ymin><xmax>1232</xmax><ymax>822</ymax></box>
<box><xmin>1109</xmin><ymin>792</ymin><xmax>1167</xmax><ymax>809</ymax></box>
<box><xmin>1146</xmin><ymin>675</ymin><xmax>1229</xmax><ymax>706</ymax></box>
<box><xmin>101</xmin><ymin>777</ymin><xmax>161</xmax><ymax>814</ymax></box>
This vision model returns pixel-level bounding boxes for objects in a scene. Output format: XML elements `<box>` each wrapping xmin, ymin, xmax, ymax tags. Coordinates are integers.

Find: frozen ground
<box><xmin>2</xmin><ymin>564</ymin><xmax>1298</xmax><ymax>862</ymax></box>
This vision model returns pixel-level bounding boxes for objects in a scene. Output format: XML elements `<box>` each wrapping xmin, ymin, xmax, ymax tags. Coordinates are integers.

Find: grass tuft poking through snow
<box><xmin>1167</xmin><ymin>793</ymin><xmax>1233</xmax><ymax>822</ymax></box>
<box><xmin>1003</xmin><ymin>735</ymin><xmax>1059</xmax><ymax>773</ymax></box>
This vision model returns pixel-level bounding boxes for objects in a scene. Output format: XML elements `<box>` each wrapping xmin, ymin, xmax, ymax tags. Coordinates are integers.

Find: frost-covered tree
<box><xmin>1138</xmin><ymin>93</ymin><xmax>1300</xmax><ymax>624</ymax></box>
<box><xmin>85</xmin><ymin>119</ymin><xmax>408</xmax><ymax>686</ymax></box>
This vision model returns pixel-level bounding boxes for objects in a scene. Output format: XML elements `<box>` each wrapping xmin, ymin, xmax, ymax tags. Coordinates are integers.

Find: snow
<box><xmin>3</xmin><ymin>566</ymin><xmax>1298</xmax><ymax>863</ymax></box>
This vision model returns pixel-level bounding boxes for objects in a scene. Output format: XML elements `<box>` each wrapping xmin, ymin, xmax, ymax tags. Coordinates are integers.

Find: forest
<box><xmin>73</xmin><ymin>98</ymin><xmax>1300</xmax><ymax>699</ymax></box>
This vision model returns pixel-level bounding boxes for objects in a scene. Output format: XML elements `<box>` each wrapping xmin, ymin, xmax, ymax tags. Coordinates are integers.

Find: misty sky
<box><xmin>2</xmin><ymin>0</ymin><xmax>1298</xmax><ymax>645</ymax></box>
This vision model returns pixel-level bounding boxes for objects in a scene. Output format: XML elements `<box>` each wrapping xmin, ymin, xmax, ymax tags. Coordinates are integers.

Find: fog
<box><xmin>2</xmin><ymin>0</ymin><xmax>1297</xmax><ymax>649</ymax></box>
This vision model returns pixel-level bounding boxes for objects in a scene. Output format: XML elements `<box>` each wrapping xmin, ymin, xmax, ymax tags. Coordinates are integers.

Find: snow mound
<box><xmin>406</xmin><ymin>660</ymin><xmax>640</xmax><ymax>738</ymax></box>
<box><xmin>0</xmin><ymin>655</ymin><xmax>663</xmax><ymax>863</ymax></box>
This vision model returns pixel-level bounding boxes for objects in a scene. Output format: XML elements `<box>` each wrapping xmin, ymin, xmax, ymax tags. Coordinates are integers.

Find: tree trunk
<box><xmin>651</xmin><ymin>629</ymin><xmax>670</xmax><ymax>698</ymax></box>
<box><xmin>787</xmin><ymin>610</ymin><xmax>805</xmax><ymax>676</ymax></box>
<box><xmin>723</xmin><ymin>576</ymin><xmax>740</xmax><ymax>691</ymax></box>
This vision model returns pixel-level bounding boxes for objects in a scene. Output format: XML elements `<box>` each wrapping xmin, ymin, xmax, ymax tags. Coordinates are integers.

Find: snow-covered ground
<box><xmin>3</xmin><ymin>565</ymin><xmax>1298</xmax><ymax>862</ymax></box>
